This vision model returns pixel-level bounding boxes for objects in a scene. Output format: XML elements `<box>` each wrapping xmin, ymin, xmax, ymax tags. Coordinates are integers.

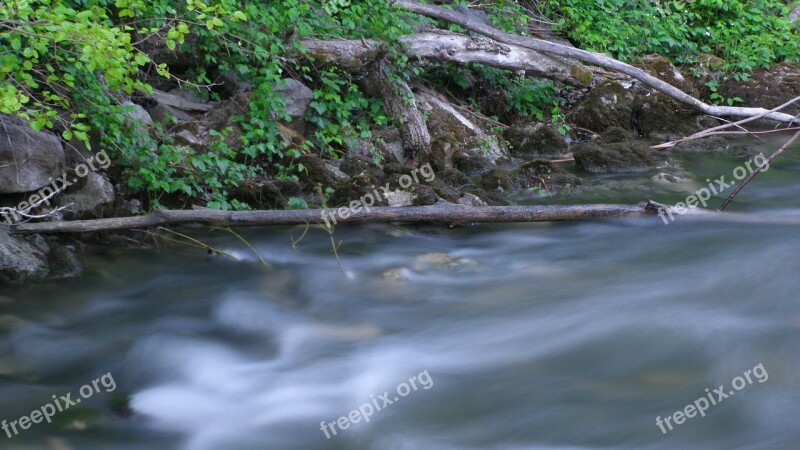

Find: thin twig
<box><xmin>718</xmin><ymin>129</ymin><xmax>800</xmax><ymax>211</ymax></box>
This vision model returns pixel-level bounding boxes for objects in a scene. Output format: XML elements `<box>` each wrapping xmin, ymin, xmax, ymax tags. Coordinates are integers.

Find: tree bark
<box><xmin>363</xmin><ymin>57</ymin><xmax>431</xmax><ymax>159</ymax></box>
<box><xmin>13</xmin><ymin>203</ymin><xmax>658</xmax><ymax>234</ymax></box>
<box><xmin>394</xmin><ymin>0</ymin><xmax>800</xmax><ymax>125</ymax></box>
<box><xmin>300</xmin><ymin>31</ymin><xmax>592</xmax><ymax>87</ymax></box>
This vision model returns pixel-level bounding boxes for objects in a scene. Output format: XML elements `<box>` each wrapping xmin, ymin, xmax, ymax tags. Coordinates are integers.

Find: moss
<box><xmin>480</xmin><ymin>168</ymin><xmax>516</xmax><ymax>192</ymax></box>
<box><xmin>568</xmin><ymin>81</ymin><xmax>636</xmax><ymax>133</ymax></box>
<box><xmin>573</xmin><ymin>141</ymin><xmax>667</xmax><ymax>173</ymax></box>
<box><xmin>570</xmin><ymin>63</ymin><xmax>593</xmax><ymax>87</ymax></box>
<box><xmin>599</xmin><ymin>127</ymin><xmax>633</xmax><ymax>143</ymax></box>
<box><xmin>505</xmin><ymin>123</ymin><xmax>568</xmax><ymax>159</ymax></box>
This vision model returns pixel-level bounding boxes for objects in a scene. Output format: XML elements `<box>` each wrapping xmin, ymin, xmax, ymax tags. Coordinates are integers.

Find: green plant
<box><xmin>707</xmin><ymin>80</ymin><xmax>743</xmax><ymax>106</ymax></box>
<box><xmin>543</xmin><ymin>0</ymin><xmax>799</xmax><ymax>77</ymax></box>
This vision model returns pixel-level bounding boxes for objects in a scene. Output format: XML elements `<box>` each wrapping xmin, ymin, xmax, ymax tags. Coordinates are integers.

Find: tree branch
<box><xmin>394</xmin><ymin>0</ymin><xmax>799</xmax><ymax>124</ymax></box>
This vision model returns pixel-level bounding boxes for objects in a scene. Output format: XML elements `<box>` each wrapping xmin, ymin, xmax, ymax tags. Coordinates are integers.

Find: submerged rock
<box><xmin>0</xmin><ymin>227</ymin><xmax>49</xmax><ymax>283</ymax></box>
<box><xmin>574</xmin><ymin>141</ymin><xmax>667</xmax><ymax>173</ymax></box>
<box><xmin>0</xmin><ymin>227</ymin><xmax>83</xmax><ymax>283</ymax></box>
<box><xmin>411</xmin><ymin>252</ymin><xmax>481</xmax><ymax>272</ymax></box>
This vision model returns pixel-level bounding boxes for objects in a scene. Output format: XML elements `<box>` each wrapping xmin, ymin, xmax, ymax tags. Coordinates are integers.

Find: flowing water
<box><xmin>1</xmin><ymin>138</ymin><xmax>799</xmax><ymax>450</ymax></box>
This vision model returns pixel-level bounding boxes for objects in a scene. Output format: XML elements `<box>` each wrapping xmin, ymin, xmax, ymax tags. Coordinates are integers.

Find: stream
<box><xmin>1</xmin><ymin>138</ymin><xmax>799</xmax><ymax>450</ymax></box>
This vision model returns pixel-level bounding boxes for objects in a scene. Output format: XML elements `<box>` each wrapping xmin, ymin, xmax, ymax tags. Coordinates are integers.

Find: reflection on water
<box><xmin>1</xmin><ymin>147</ymin><xmax>799</xmax><ymax>450</ymax></box>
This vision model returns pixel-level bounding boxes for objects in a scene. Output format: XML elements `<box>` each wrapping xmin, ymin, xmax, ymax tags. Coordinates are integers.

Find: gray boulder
<box><xmin>0</xmin><ymin>117</ymin><xmax>66</xmax><ymax>194</ymax></box>
<box><xmin>274</xmin><ymin>79</ymin><xmax>313</xmax><ymax>118</ymax></box>
<box><xmin>0</xmin><ymin>227</ymin><xmax>49</xmax><ymax>283</ymax></box>
<box><xmin>57</xmin><ymin>172</ymin><xmax>115</xmax><ymax>219</ymax></box>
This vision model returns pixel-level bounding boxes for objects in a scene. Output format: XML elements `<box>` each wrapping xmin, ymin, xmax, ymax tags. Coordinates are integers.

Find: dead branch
<box><xmin>12</xmin><ymin>203</ymin><xmax>658</xmax><ymax>234</ymax></box>
<box><xmin>394</xmin><ymin>1</ymin><xmax>800</xmax><ymax>124</ymax></box>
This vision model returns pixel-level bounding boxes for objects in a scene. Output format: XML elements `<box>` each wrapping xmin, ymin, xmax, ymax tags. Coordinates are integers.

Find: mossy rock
<box><xmin>339</xmin><ymin>155</ymin><xmax>385</xmax><ymax>180</ymax></box>
<box><xmin>452</xmin><ymin>149</ymin><xmax>491</xmax><ymax>176</ymax></box>
<box><xmin>429</xmin><ymin>179</ymin><xmax>462</xmax><ymax>203</ymax></box>
<box><xmin>505</xmin><ymin>123</ymin><xmax>568</xmax><ymax>159</ymax></box>
<box><xmin>599</xmin><ymin>127</ymin><xmax>633</xmax><ymax>143</ymax></box>
<box><xmin>573</xmin><ymin>141</ymin><xmax>667</xmax><ymax>173</ymax></box>
<box><xmin>328</xmin><ymin>174</ymin><xmax>385</xmax><ymax>207</ymax></box>
<box><xmin>479</xmin><ymin>168</ymin><xmax>516</xmax><ymax>192</ymax></box>
<box><xmin>409</xmin><ymin>184</ymin><xmax>438</xmax><ymax>206</ymax></box>
<box><xmin>463</xmin><ymin>187</ymin><xmax>508</xmax><ymax>206</ymax></box>
<box><xmin>568</xmin><ymin>80</ymin><xmax>636</xmax><ymax>133</ymax></box>
<box><xmin>436</xmin><ymin>167</ymin><xmax>470</xmax><ymax>187</ymax></box>
<box><xmin>634</xmin><ymin>93</ymin><xmax>716</xmax><ymax>141</ymax></box>
<box><xmin>720</xmin><ymin>63</ymin><xmax>800</xmax><ymax>116</ymax></box>
<box><xmin>672</xmin><ymin>136</ymin><xmax>760</xmax><ymax>158</ymax></box>
<box><xmin>634</xmin><ymin>55</ymin><xmax>698</xmax><ymax>96</ymax></box>
<box><xmin>233</xmin><ymin>179</ymin><xmax>286</xmax><ymax>209</ymax></box>
<box><xmin>298</xmin><ymin>154</ymin><xmax>337</xmax><ymax>190</ymax></box>
<box><xmin>519</xmin><ymin>159</ymin><xmax>581</xmax><ymax>194</ymax></box>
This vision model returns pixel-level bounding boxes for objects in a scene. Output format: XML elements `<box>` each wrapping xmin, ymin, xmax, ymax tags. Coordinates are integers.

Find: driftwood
<box><xmin>13</xmin><ymin>203</ymin><xmax>659</xmax><ymax>234</ymax></box>
<box><xmin>300</xmin><ymin>31</ymin><xmax>591</xmax><ymax>87</ymax></box>
<box><xmin>11</xmin><ymin>202</ymin><xmax>800</xmax><ymax>234</ymax></box>
<box><xmin>395</xmin><ymin>0</ymin><xmax>800</xmax><ymax>125</ymax></box>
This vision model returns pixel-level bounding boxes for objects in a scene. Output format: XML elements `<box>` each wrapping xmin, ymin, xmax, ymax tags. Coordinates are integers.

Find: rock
<box><xmin>0</xmin><ymin>227</ymin><xmax>49</xmax><ymax>283</ymax></box>
<box><xmin>416</xmin><ymin>87</ymin><xmax>507</xmax><ymax>168</ymax></box>
<box><xmin>232</xmin><ymin>179</ymin><xmax>286</xmax><ymax>209</ymax></box>
<box><xmin>382</xmin><ymin>267</ymin><xmax>409</xmax><ymax>282</ymax></box>
<box><xmin>437</xmin><ymin>167</ymin><xmax>470</xmax><ymax>187</ymax></box>
<box><xmin>452</xmin><ymin>149</ymin><xmax>492</xmax><ymax>175</ymax></box>
<box><xmin>720</xmin><ymin>63</ymin><xmax>800</xmax><ymax>116</ymax></box>
<box><xmin>167</xmin><ymin>86</ymin><xmax>208</xmax><ymax>104</ymax></box>
<box><xmin>519</xmin><ymin>159</ymin><xmax>581</xmax><ymax>194</ymax></box>
<box><xmin>121</xmin><ymin>101</ymin><xmax>153</xmax><ymax>125</ymax></box>
<box><xmin>328</xmin><ymin>175</ymin><xmax>385</xmax><ymax>208</ymax></box>
<box><xmin>340</xmin><ymin>156</ymin><xmax>385</xmax><ymax>179</ymax></box>
<box><xmin>650</xmin><ymin>172</ymin><xmax>702</xmax><ymax>192</ymax></box>
<box><xmin>371</xmin><ymin>126</ymin><xmax>404</xmax><ymax>163</ymax></box>
<box><xmin>428</xmin><ymin>179</ymin><xmax>462</xmax><ymax>203</ymax></box>
<box><xmin>273</xmin><ymin>78</ymin><xmax>313</xmax><ymax>119</ymax></box>
<box><xmin>298</xmin><ymin>154</ymin><xmax>339</xmax><ymax>191</ymax></box>
<box><xmin>384</xmin><ymin>189</ymin><xmax>416</xmax><ymax>207</ymax></box>
<box><xmin>568</xmin><ymin>80</ymin><xmax>636</xmax><ymax>133</ymax></box>
<box><xmin>46</xmin><ymin>240</ymin><xmax>83</xmax><ymax>279</ymax></box>
<box><xmin>505</xmin><ymin>123</ymin><xmax>569</xmax><ymax>159</ymax></box>
<box><xmin>409</xmin><ymin>184</ymin><xmax>437</xmax><ymax>206</ymax></box>
<box><xmin>173</xmin><ymin>129</ymin><xmax>204</xmax><ymax>149</ymax></box>
<box><xmin>599</xmin><ymin>127</ymin><xmax>633</xmax><ymax>143</ymax></box>
<box><xmin>672</xmin><ymin>136</ymin><xmax>759</xmax><ymax>157</ymax></box>
<box><xmin>458</xmin><ymin>192</ymin><xmax>487</xmax><ymax>206</ymax></box>
<box><xmin>146</xmin><ymin>102</ymin><xmax>193</xmax><ymax>124</ymax></box>
<box><xmin>480</xmin><ymin>168</ymin><xmax>516</xmax><ymax>192</ymax></box>
<box><xmin>635</xmin><ymin>55</ymin><xmax>698</xmax><ymax>95</ymax></box>
<box><xmin>411</xmin><ymin>252</ymin><xmax>481</xmax><ymax>272</ymax></box>
<box><xmin>57</xmin><ymin>172</ymin><xmax>115</xmax><ymax>219</ymax></box>
<box><xmin>0</xmin><ymin>116</ymin><xmax>66</xmax><ymax>194</ymax></box>
<box><xmin>464</xmin><ymin>187</ymin><xmax>508</xmax><ymax>206</ymax></box>
<box><xmin>573</xmin><ymin>141</ymin><xmax>667</xmax><ymax>173</ymax></box>
<box><xmin>634</xmin><ymin>91</ymin><xmax>716</xmax><ymax>141</ymax></box>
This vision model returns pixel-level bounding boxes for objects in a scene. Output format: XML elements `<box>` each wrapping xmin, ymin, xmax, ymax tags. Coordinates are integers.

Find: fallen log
<box><xmin>394</xmin><ymin>0</ymin><xmax>800</xmax><ymax>125</ymax></box>
<box><xmin>300</xmin><ymin>31</ymin><xmax>591</xmax><ymax>87</ymax></box>
<box><xmin>10</xmin><ymin>201</ymin><xmax>800</xmax><ymax>234</ymax></box>
<box><xmin>13</xmin><ymin>203</ymin><xmax>658</xmax><ymax>234</ymax></box>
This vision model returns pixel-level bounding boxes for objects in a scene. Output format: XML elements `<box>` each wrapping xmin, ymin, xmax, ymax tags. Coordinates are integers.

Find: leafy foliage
<box><xmin>544</xmin><ymin>0</ymin><xmax>800</xmax><ymax>75</ymax></box>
